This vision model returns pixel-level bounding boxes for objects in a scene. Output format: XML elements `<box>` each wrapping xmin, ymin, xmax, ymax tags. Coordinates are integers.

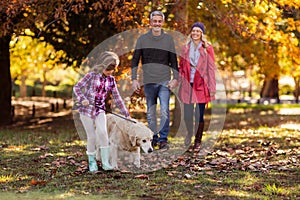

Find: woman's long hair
<box><xmin>185</xmin><ymin>31</ymin><xmax>209</xmax><ymax>49</ymax></box>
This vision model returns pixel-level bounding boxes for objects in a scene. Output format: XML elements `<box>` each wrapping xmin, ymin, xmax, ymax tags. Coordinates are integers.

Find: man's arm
<box><xmin>131</xmin><ymin>37</ymin><xmax>142</xmax><ymax>93</ymax></box>
<box><xmin>169</xmin><ymin>37</ymin><xmax>179</xmax><ymax>80</ymax></box>
<box><xmin>131</xmin><ymin>38</ymin><xmax>142</xmax><ymax>81</ymax></box>
<box><xmin>168</xmin><ymin>37</ymin><xmax>179</xmax><ymax>88</ymax></box>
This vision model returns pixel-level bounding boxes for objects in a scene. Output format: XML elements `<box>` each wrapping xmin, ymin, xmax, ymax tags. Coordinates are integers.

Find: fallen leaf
<box><xmin>167</xmin><ymin>172</ymin><xmax>174</xmax><ymax>176</ymax></box>
<box><xmin>205</xmin><ymin>171</ymin><xmax>214</xmax><ymax>175</ymax></box>
<box><xmin>134</xmin><ymin>174</ymin><xmax>149</xmax><ymax>180</ymax></box>
<box><xmin>30</xmin><ymin>179</ymin><xmax>47</xmax><ymax>186</ymax></box>
<box><xmin>184</xmin><ymin>173</ymin><xmax>192</xmax><ymax>179</ymax></box>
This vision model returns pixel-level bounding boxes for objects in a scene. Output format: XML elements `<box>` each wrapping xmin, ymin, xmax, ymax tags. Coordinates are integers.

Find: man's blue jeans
<box><xmin>144</xmin><ymin>82</ymin><xmax>170</xmax><ymax>143</ymax></box>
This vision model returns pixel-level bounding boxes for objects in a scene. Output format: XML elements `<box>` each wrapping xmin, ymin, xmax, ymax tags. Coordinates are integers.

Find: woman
<box><xmin>178</xmin><ymin>22</ymin><xmax>216</xmax><ymax>151</ymax></box>
<box><xmin>73</xmin><ymin>51</ymin><xmax>130</xmax><ymax>172</ymax></box>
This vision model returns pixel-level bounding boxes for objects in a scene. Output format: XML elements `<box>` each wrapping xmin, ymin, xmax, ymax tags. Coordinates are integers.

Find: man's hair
<box><xmin>150</xmin><ymin>10</ymin><xmax>165</xmax><ymax>21</ymax></box>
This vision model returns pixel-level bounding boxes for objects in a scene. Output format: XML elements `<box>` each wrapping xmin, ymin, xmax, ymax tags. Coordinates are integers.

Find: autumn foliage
<box><xmin>0</xmin><ymin>0</ymin><xmax>299</xmax><ymax>125</ymax></box>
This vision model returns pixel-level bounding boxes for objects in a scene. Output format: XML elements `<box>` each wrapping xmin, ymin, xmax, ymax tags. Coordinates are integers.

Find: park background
<box><xmin>0</xmin><ymin>0</ymin><xmax>299</xmax><ymax>199</ymax></box>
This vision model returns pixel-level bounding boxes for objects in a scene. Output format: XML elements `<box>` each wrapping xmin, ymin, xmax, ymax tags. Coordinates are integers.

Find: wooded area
<box><xmin>0</xmin><ymin>1</ymin><xmax>299</xmax><ymax>124</ymax></box>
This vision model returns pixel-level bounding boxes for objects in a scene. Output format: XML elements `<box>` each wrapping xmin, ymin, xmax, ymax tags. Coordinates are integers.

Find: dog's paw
<box><xmin>133</xmin><ymin>161</ymin><xmax>141</xmax><ymax>168</ymax></box>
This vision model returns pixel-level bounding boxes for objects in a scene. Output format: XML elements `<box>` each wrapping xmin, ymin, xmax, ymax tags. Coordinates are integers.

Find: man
<box><xmin>131</xmin><ymin>10</ymin><xmax>178</xmax><ymax>149</ymax></box>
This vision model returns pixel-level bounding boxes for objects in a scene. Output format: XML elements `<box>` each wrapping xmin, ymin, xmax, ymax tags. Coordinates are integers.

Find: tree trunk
<box><xmin>170</xmin><ymin>96</ymin><xmax>182</xmax><ymax>133</ymax></box>
<box><xmin>260</xmin><ymin>78</ymin><xmax>280</xmax><ymax>103</ymax></box>
<box><xmin>171</xmin><ymin>0</ymin><xmax>188</xmax><ymax>131</ymax></box>
<box><xmin>294</xmin><ymin>77</ymin><xmax>299</xmax><ymax>103</ymax></box>
<box><xmin>174</xmin><ymin>0</ymin><xmax>189</xmax><ymax>33</ymax></box>
<box><xmin>0</xmin><ymin>36</ymin><xmax>12</xmax><ymax>125</ymax></box>
<box><xmin>20</xmin><ymin>74</ymin><xmax>27</xmax><ymax>97</ymax></box>
<box><xmin>42</xmin><ymin>71</ymin><xmax>47</xmax><ymax>97</ymax></box>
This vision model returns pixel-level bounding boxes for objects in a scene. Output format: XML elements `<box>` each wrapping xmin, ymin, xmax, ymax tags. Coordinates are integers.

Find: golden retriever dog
<box><xmin>106</xmin><ymin>114</ymin><xmax>153</xmax><ymax>169</ymax></box>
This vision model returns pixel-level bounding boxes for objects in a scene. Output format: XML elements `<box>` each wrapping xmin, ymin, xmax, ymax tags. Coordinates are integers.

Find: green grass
<box><xmin>214</xmin><ymin>102</ymin><xmax>300</xmax><ymax>110</ymax></box>
<box><xmin>1</xmin><ymin>191</ymin><xmax>120</xmax><ymax>200</ymax></box>
<box><xmin>1</xmin><ymin>105</ymin><xmax>300</xmax><ymax>199</ymax></box>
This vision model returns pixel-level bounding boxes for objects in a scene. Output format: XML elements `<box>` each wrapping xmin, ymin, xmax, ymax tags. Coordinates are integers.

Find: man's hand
<box><xmin>132</xmin><ymin>80</ymin><xmax>141</xmax><ymax>94</ymax></box>
<box><xmin>82</xmin><ymin>100</ymin><xmax>89</xmax><ymax>106</ymax></box>
<box><xmin>168</xmin><ymin>79</ymin><xmax>178</xmax><ymax>89</ymax></box>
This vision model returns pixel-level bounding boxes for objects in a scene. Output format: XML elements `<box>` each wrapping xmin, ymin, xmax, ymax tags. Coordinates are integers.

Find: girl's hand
<box><xmin>126</xmin><ymin>116</ymin><xmax>137</xmax><ymax>123</ymax></box>
<box><xmin>82</xmin><ymin>100</ymin><xmax>89</xmax><ymax>106</ymax></box>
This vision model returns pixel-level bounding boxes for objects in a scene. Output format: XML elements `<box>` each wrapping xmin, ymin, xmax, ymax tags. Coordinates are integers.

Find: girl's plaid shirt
<box><xmin>73</xmin><ymin>72</ymin><xmax>129</xmax><ymax>119</ymax></box>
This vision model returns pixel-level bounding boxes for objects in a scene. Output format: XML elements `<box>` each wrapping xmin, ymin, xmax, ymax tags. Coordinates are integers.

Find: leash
<box><xmin>99</xmin><ymin>107</ymin><xmax>137</xmax><ymax>124</ymax></box>
<box><xmin>75</xmin><ymin>101</ymin><xmax>137</xmax><ymax>123</ymax></box>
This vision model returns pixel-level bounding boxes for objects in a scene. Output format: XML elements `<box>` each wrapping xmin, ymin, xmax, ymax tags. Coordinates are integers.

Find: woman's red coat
<box><xmin>178</xmin><ymin>42</ymin><xmax>216</xmax><ymax>104</ymax></box>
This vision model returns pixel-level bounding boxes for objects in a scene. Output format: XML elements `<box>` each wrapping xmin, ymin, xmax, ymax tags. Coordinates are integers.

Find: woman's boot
<box><xmin>86</xmin><ymin>151</ymin><xmax>98</xmax><ymax>172</ymax></box>
<box><xmin>193</xmin><ymin>122</ymin><xmax>204</xmax><ymax>151</ymax></box>
<box><xmin>100</xmin><ymin>147</ymin><xmax>113</xmax><ymax>170</ymax></box>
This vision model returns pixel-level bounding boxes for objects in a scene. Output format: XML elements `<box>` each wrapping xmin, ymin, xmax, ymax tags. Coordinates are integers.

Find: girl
<box><xmin>74</xmin><ymin>51</ymin><xmax>130</xmax><ymax>172</ymax></box>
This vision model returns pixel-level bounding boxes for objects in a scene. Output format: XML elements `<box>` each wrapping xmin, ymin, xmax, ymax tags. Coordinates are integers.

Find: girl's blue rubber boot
<box><xmin>86</xmin><ymin>151</ymin><xmax>98</xmax><ymax>172</ymax></box>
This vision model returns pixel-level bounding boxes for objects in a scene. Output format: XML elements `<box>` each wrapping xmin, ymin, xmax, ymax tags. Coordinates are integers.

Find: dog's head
<box><xmin>129</xmin><ymin>122</ymin><xmax>153</xmax><ymax>154</ymax></box>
